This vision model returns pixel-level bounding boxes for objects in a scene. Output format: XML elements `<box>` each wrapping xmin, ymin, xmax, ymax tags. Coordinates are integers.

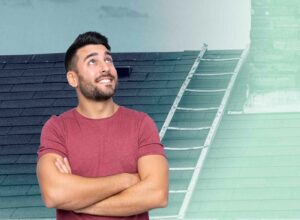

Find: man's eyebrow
<box><xmin>83</xmin><ymin>51</ymin><xmax>112</xmax><ymax>62</ymax></box>
<box><xmin>83</xmin><ymin>52</ymin><xmax>98</xmax><ymax>62</ymax></box>
<box><xmin>105</xmin><ymin>51</ymin><xmax>112</xmax><ymax>57</ymax></box>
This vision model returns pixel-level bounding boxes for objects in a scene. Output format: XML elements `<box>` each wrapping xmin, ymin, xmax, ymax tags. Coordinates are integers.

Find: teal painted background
<box><xmin>0</xmin><ymin>0</ymin><xmax>250</xmax><ymax>55</ymax></box>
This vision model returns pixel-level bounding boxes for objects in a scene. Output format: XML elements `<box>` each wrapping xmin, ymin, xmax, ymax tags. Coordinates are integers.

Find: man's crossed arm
<box><xmin>37</xmin><ymin>153</ymin><xmax>169</xmax><ymax>216</ymax></box>
<box><xmin>37</xmin><ymin>153</ymin><xmax>140</xmax><ymax>210</ymax></box>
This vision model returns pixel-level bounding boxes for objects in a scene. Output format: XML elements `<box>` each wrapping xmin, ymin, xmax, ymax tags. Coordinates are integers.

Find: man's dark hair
<box><xmin>64</xmin><ymin>31</ymin><xmax>111</xmax><ymax>71</ymax></box>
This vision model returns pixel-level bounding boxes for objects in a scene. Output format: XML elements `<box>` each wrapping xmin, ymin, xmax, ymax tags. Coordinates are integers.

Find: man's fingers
<box><xmin>55</xmin><ymin>158</ymin><xmax>69</xmax><ymax>174</ymax></box>
<box><xmin>55</xmin><ymin>159</ymin><xmax>65</xmax><ymax>173</ymax></box>
<box><xmin>54</xmin><ymin>157</ymin><xmax>72</xmax><ymax>174</ymax></box>
<box><xmin>63</xmin><ymin>157</ymin><xmax>72</xmax><ymax>174</ymax></box>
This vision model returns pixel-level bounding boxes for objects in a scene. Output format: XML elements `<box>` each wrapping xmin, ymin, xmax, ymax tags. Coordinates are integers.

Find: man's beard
<box><xmin>78</xmin><ymin>74</ymin><xmax>117</xmax><ymax>101</ymax></box>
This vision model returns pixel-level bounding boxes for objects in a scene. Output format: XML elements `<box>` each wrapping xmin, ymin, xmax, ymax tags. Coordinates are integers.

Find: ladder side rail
<box><xmin>153</xmin><ymin>44</ymin><xmax>207</xmax><ymax>220</ymax></box>
<box><xmin>159</xmin><ymin>44</ymin><xmax>208</xmax><ymax>140</ymax></box>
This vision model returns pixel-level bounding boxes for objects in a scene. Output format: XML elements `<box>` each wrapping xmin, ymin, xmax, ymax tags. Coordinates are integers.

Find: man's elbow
<box><xmin>44</xmin><ymin>198</ymin><xmax>57</xmax><ymax>209</ymax></box>
<box><xmin>154</xmin><ymin>188</ymin><xmax>168</xmax><ymax>208</ymax></box>
<box><xmin>159</xmin><ymin>190</ymin><xmax>169</xmax><ymax>208</ymax></box>
<box><xmin>41</xmin><ymin>188</ymin><xmax>64</xmax><ymax>209</ymax></box>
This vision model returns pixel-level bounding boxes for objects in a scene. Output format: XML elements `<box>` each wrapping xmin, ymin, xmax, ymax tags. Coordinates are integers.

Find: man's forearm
<box><xmin>48</xmin><ymin>173</ymin><xmax>138</xmax><ymax>210</ymax></box>
<box><xmin>37</xmin><ymin>154</ymin><xmax>139</xmax><ymax>210</ymax></box>
<box><xmin>76</xmin><ymin>178</ymin><xmax>168</xmax><ymax>216</ymax></box>
<box><xmin>75</xmin><ymin>155</ymin><xmax>169</xmax><ymax>217</ymax></box>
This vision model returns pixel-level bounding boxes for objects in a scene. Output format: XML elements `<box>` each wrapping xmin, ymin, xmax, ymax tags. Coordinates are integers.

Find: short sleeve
<box><xmin>138</xmin><ymin>114</ymin><xmax>165</xmax><ymax>158</ymax></box>
<box><xmin>37</xmin><ymin>116</ymin><xmax>68</xmax><ymax>159</ymax></box>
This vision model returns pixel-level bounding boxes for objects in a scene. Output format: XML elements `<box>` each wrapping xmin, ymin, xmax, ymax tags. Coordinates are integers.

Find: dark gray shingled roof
<box><xmin>0</xmin><ymin>50</ymin><xmax>199</xmax><ymax>219</ymax></box>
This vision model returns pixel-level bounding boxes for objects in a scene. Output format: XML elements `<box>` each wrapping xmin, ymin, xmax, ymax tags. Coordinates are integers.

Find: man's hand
<box><xmin>55</xmin><ymin>157</ymin><xmax>72</xmax><ymax>174</ymax></box>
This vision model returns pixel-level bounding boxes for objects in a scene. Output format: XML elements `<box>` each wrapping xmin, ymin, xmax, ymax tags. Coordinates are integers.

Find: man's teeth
<box><xmin>99</xmin><ymin>79</ymin><xmax>111</xmax><ymax>83</ymax></box>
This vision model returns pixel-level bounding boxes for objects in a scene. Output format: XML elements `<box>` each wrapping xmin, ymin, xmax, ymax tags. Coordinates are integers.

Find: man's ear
<box><xmin>66</xmin><ymin>71</ymin><xmax>78</xmax><ymax>88</ymax></box>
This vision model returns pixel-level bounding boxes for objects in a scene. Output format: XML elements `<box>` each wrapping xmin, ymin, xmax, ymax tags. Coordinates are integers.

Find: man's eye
<box><xmin>105</xmin><ymin>57</ymin><xmax>113</xmax><ymax>63</ymax></box>
<box><xmin>88</xmin><ymin>59</ymin><xmax>96</xmax><ymax>65</ymax></box>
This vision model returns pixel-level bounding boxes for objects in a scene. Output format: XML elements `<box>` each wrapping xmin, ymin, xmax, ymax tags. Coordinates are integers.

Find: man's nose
<box><xmin>100</xmin><ymin>61</ymin><xmax>109</xmax><ymax>73</ymax></box>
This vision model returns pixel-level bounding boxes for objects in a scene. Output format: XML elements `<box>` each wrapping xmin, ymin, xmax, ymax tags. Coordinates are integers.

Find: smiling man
<box><xmin>36</xmin><ymin>31</ymin><xmax>169</xmax><ymax>220</ymax></box>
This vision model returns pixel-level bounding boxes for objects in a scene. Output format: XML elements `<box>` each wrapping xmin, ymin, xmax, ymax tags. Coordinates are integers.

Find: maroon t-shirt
<box><xmin>38</xmin><ymin>106</ymin><xmax>165</xmax><ymax>220</ymax></box>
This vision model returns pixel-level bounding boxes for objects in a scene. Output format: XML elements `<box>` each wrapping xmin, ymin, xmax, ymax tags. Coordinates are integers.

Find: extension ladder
<box><xmin>150</xmin><ymin>45</ymin><xmax>249</xmax><ymax>219</ymax></box>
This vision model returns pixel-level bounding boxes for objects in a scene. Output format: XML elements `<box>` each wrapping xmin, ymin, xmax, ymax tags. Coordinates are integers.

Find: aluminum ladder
<box><xmin>150</xmin><ymin>45</ymin><xmax>249</xmax><ymax>219</ymax></box>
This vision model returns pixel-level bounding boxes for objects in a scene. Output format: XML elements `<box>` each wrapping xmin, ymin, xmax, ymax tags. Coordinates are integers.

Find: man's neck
<box><xmin>76</xmin><ymin>98</ymin><xmax>119</xmax><ymax>120</ymax></box>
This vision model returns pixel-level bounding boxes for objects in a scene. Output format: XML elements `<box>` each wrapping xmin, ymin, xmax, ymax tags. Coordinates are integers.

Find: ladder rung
<box><xmin>200</xmin><ymin>57</ymin><xmax>240</xmax><ymax>62</ymax></box>
<box><xmin>165</xmin><ymin>146</ymin><xmax>205</xmax><ymax>151</ymax></box>
<box><xmin>150</xmin><ymin>215</ymin><xmax>179</xmax><ymax>219</ymax></box>
<box><xmin>194</xmin><ymin>72</ymin><xmax>234</xmax><ymax>76</ymax></box>
<box><xmin>177</xmin><ymin>107</ymin><xmax>218</xmax><ymax>111</ymax></box>
<box><xmin>185</xmin><ymin>88</ymin><xmax>226</xmax><ymax>93</ymax></box>
<box><xmin>170</xmin><ymin>167</ymin><xmax>195</xmax><ymax>171</ymax></box>
<box><xmin>169</xmin><ymin>190</ymin><xmax>188</xmax><ymax>194</ymax></box>
<box><xmin>227</xmin><ymin>110</ymin><xmax>243</xmax><ymax>115</ymax></box>
<box><xmin>168</xmin><ymin>126</ymin><xmax>210</xmax><ymax>131</ymax></box>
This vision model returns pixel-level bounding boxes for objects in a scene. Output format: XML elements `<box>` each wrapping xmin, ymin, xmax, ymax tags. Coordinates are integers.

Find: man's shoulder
<box><xmin>57</xmin><ymin>108</ymin><xmax>76</xmax><ymax>119</ymax></box>
<box><xmin>119</xmin><ymin>106</ymin><xmax>148</xmax><ymax>119</ymax></box>
<box><xmin>44</xmin><ymin>108</ymin><xmax>75</xmax><ymax>127</ymax></box>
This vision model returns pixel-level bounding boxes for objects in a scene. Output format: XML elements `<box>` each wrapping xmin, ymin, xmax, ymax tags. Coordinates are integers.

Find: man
<box><xmin>36</xmin><ymin>31</ymin><xmax>169</xmax><ymax>220</ymax></box>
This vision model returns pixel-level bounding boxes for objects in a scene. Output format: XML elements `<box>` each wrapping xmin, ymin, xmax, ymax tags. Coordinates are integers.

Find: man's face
<box><xmin>74</xmin><ymin>44</ymin><xmax>118</xmax><ymax>101</ymax></box>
